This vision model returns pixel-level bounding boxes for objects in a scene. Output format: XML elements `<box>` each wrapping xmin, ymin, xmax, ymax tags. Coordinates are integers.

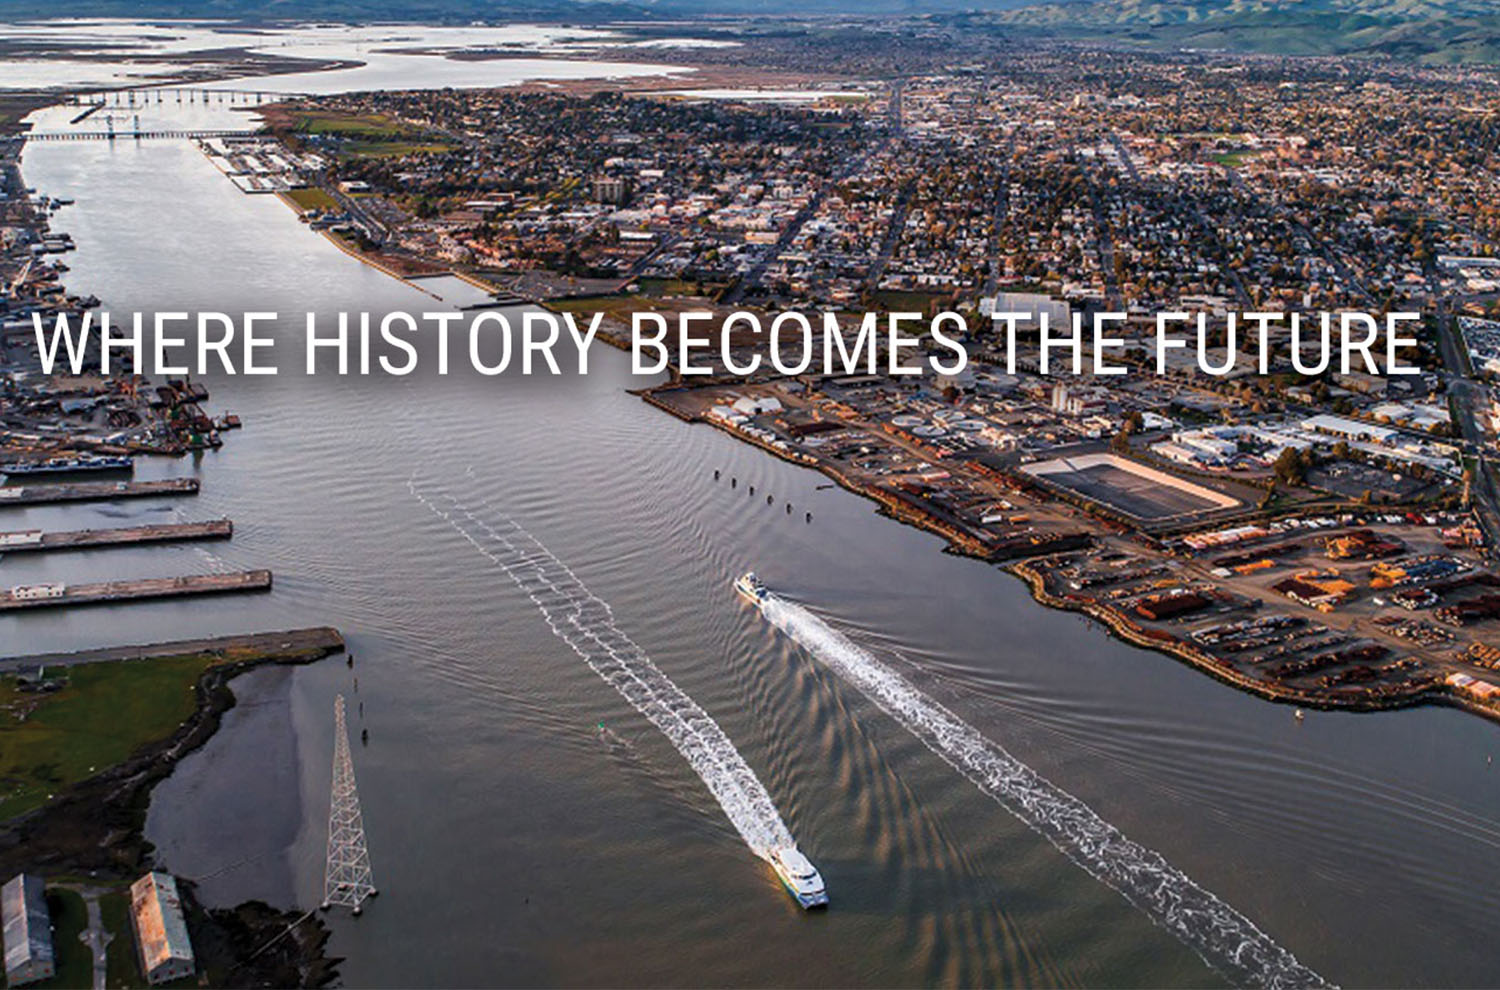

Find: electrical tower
<box><xmin>322</xmin><ymin>694</ymin><xmax>377</xmax><ymax>915</ymax></box>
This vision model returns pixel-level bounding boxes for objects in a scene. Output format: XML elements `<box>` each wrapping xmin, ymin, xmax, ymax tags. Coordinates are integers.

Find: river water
<box><xmin>8</xmin><ymin>72</ymin><xmax>1500</xmax><ymax>989</ymax></box>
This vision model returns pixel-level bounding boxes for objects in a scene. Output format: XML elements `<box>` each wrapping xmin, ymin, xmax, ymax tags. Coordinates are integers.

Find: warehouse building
<box><xmin>130</xmin><ymin>872</ymin><xmax>194</xmax><ymax>985</ymax></box>
<box><xmin>2</xmin><ymin>873</ymin><xmax>55</xmax><ymax>987</ymax></box>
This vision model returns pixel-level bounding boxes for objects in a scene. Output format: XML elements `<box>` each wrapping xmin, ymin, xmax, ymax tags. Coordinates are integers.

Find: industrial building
<box><xmin>2</xmin><ymin>874</ymin><xmax>54</xmax><ymax>988</ymax></box>
<box><xmin>130</xmin><ymin>872</ymin><xmax>195</xmax><ymax>986</ymax></box>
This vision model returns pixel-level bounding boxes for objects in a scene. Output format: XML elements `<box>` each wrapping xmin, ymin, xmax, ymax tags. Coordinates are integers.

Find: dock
<box><xmin>0</xmin><ymin>519</ymin><xmax>232</xmax><ymax>553</ymax></box>
<box><xmin>0</xmin><ymin>569</ymin><xmax>272</xmax><ymax>611</ymax></box>
<box><xmin>0</xmin><ymin>626</ymin><xmax>344</xmax><ymax>673</ymax></box>
<box><xmin>0</xmin><ymin>478</ymin><xmax>199</xmax><ymax>507</ymax></box>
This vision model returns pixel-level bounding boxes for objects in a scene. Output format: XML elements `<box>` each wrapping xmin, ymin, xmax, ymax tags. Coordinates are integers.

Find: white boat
<box><xmin>769</xmin><ymin>846</ymin><xmax>828</xmax><ymax>909</ymax></box>
<box><xmin>734</xmin><ymin>571</ymin><xmax>768</xmax><ymax>604</ymax></box>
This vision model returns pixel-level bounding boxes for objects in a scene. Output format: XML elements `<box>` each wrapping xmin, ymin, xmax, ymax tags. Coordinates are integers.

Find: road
<box><xmin>725</xmin><ymin>80</ymin><xmax>904</xmax><ymax>305</ymax></box>
<box><xmin>1434</xmin><ymin>297</ymin><xmax>1500</xmax><ymax>555</ymax></box>
<box><xmin>79</xmin><ymin>891</ymin><xmax>110</xmax><ymax>990</ymax></box>
<box><xmin>866</xmin><ymin>181</ymin><xmax>912</xmax><ymax>292</ymax></box>
<box><xmin>980</xmin><ymin>132</ymin><xmax>1017</xmax><ymax>301</ymax></box>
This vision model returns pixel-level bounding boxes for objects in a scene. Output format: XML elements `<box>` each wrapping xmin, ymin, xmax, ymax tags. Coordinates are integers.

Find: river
<box><xmin>8</xmin><ymin>57</ymin><xmax>1500</xmax><ymax>988</ymax></box>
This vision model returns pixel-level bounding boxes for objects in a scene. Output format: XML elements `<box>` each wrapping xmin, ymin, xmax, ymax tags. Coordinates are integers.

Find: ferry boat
<box><xmin>0</xmin><ymin>455</ymin><xmax>133</xmax><ymax>477</ymax></box>
<box><xmin>734</xmin><ymin>571</ymin><xmax>768</xmax><ymax>604</ymax></box>
<box><xmin>769</xmin><ymin>846</ymin><xmax>828</xmax><ymax>909</ymax></box>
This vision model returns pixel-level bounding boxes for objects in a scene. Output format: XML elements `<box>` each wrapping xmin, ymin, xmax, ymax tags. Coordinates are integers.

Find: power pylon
<box><xmin>322</xmin><ymin>694</ymin><xmax>377</xmax><ymax>915</ymax></box>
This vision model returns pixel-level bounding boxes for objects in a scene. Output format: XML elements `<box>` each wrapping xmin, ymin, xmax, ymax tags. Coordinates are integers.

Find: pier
<box><xmin>0</xmin><ymin>626</ymin><xmax>344</xmax><ymax>673</ymax></box>
<box><xmin>0</xmin><ymin>519</ymin><xmax>231</xmax><ymax>554</ymax></box>
<box><xmin>0</xmin><ymin>478</ymin><xmax>199</xmax><ymax>506</ymax></box>
<box><xmin>0</xmin><ymin>569</ymin><xmax>272</xmax><ymax>611</ymax></box>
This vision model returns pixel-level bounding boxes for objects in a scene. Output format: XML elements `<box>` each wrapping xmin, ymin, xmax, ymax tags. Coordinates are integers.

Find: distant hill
<box><xmin>989</xmin><ymin>0</ymin><xmax>1500</xmax><ymax>64</ymax></box>
<box><xmin>1</xmin><ymin>0</ymin><xmax>1496</xmax><ymax>64</ymax></box>
<box><xmin>0</xmin><ymin>0</ymin><xmax>647</xmax><ymax>21</ymax></box>
<box><xmin>0</xmin><ymin>0</ymin><xmax>1038</xmax><ymax>20</ymax></box>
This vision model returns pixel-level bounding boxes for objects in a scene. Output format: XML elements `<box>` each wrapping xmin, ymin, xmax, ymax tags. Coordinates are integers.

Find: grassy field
<box><xmin>39</xmin><ymin>888</ymin><xmax>91</xmax><ymax>989</ymax></box>
<box><xmin>870</xmin><ymin>288</ymin><xmax>953</xmax><ymax>314</ymax></box>
<box><xmin>0</xmin><ymin>656</ymin><xmax>218</xmax><ymax>820</ymax></box>
<box><xmin>631</xmin><ymin>277</ymin><xmax>724</xmax><ymax>298</ymax></box>
<box><xmin>1210</xmin><ymin>151</ymin><xmax>1262</xmax><ymax>168</ymax></box>
<box><xmin>283</xmin><ymin>187</ymin><xmax>340</xmax><ymax>212</ymax></box>
<box><xmin>284</xmin><ymin>109</ymin><xmax>454</xmax><ymax>159</ymax></box>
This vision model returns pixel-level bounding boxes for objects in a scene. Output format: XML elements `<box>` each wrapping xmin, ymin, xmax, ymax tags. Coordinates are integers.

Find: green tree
<box><xmin>1273</xmin><ymin>447</ymin><xmax>1308</xmax><ymax>486</ymax></box>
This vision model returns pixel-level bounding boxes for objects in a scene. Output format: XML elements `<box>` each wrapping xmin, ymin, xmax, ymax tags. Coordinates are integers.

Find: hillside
<box><xmin>991</xmin><ymin>0</ymin><xmax>1500</xmax><ymax>64</ymax></box>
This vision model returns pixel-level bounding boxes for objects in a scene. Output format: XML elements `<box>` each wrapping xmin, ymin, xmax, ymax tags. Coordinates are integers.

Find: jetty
<box><xmin>0</xmin><ymin>569</ymin><xmax>272</xmax><ymax>611</ymax></box>
<box><xmin>0</xmin><ymin>519</ymin><xmax>231</xmax><ymax>554</ymax></box>
<box><xmin>0</xmin><ymin>478</ymin><xmax>199</xmax><ymax>506</ymax></box>
<box><xmin>0</xmin><ymin>626</ymin><xmax>344</xmax><ymax>673</ymax></box>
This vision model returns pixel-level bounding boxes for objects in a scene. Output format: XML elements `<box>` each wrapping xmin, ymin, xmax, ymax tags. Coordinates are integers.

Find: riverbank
<box><xmin>1009</xmin><ymin>558</ymin><xmax>1500</xmax><ymax>725</ymax></box>
<box><xmin>0</xmin><ymin>628</ymin><xmax>346</xmax><ymax>986</ymax></box>
<box><xmin>635</xmin><ymin>378</ymin><xmax>1091</xmax><ymax>563</ymax></box>
<box><xmin>621</xmin><ymin>364</ymin><xmax>1499</xmax><ymax>728</ymax></box>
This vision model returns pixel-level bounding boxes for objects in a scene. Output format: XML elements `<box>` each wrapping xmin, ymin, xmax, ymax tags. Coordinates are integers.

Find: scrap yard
<box><xmin>1017</xmin><ymin>513</ymin><xmax>1500</xmax><ymax>719</ymax></box>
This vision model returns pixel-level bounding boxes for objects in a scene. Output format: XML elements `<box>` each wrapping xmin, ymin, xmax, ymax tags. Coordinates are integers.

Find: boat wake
<box><xmin>410</xmin><ymin>480</ymin><xmax>798</xmax><ymax>863</ymax></box>
<box><xmin>758</xmin><ymin>592</ymin><xmax>1330</xmax><ymax>989</ymax></box>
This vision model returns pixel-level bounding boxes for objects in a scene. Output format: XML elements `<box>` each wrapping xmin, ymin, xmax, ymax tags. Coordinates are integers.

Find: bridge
<box><xmin>66</xmin><ymin>86</ymin><xmax>313</xmax><ymax>106</ymax></box>
<box><xmin>12</xmin><ymin>128</ymin><xmax>257</xmax><ymax>143</ymax></box>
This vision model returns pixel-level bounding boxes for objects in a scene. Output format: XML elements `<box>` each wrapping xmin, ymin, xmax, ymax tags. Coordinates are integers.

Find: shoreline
<box><xmin>623</xmin><ymin>367</ymin><xmax>1500</xmax><ymax>728</ymax></box>
<box><xmin>1008</xmin><ymin>559</ymin><xmax>1500</xmax><ymax>724</ymax></box>
<box><xmin>632</xmin><ymin>375</ymin><xmax>1090</xmax><ymax>562</ymax></box>
<box><xmin>0</xmin><ymin>628</ymin><xmax>347</xmax><ymax>986</ymax></box>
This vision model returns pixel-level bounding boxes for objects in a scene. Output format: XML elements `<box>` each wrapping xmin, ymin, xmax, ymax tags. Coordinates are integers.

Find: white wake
<box><xmin>759</xmin><ymin>592</ymin><xmax>1330</xmax><ymax>989</ymax></box>
<box><xmin>411</xmin><ymin>482</ymin><xmax>797</xmax><ymax>861</ymax></box>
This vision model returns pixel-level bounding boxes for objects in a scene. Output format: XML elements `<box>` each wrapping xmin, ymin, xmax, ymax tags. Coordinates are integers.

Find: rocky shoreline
<box><xmin>0</xmin><ymin>630</ymin><xmax>347</xmax><ymax>987</ymax></box>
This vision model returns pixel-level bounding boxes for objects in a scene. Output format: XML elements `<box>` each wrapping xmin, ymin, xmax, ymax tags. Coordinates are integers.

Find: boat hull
<box><xmin>775</xmin><ymin>872</ymin><xmax>829</xmax><ymax>910</ymax></box>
